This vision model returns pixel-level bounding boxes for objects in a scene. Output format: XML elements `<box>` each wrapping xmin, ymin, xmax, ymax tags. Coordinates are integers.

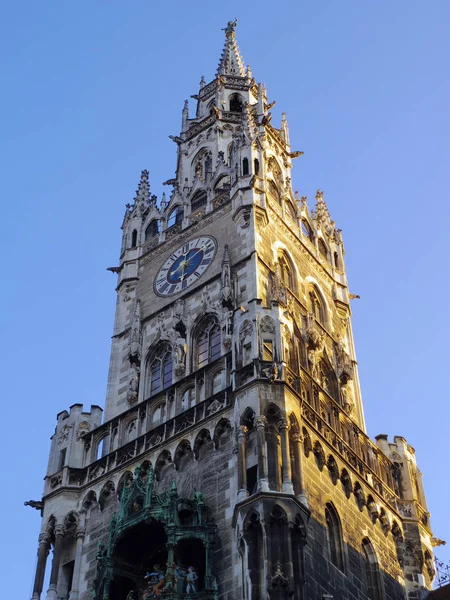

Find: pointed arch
<box><xmin>145</xmin><ymin>341</ymin><xmax>173</xmax><ymax>398</ymax></box>
<box><xmin>99</xmin><ymin>481</ymin><xmax>115</xmax><ymax>511</ymax></box>
<box><xmin>193</xmin><ymin>428</ymin><xmax>212</xmax><ymax>459</ymax></box>
<box><xmin>327</xmin><ymin>455</ymin><xmax>339</xmax><ymax>485</ymax></box>
<box><xmin>193</xmin><ymin>313</ymin><xmax>221</xmax><ymax>369</ymax></box>
<box><xmin>302</xmin><ymin>427</ymin><xmax>312</xmax><ymax>457</ymax></box>
<box><xmin>174</xmin><ymin>439</ymin><xmax>193</xmax><ymax>470</ymax></box>
<box><xmin>277</xmin><ymin>249</ymin><xmax>297</xmax><ymax>293</ymax></box>
<box><xmin>318</xmin><ymin>237</ymin><xmax>329</xmax><ymax>262</ymax></box>
<box><xmin>145</xmin><ymin>219</ymin><xmax>160</xmax><ymax>240</ymax></box>
<box><xmin>81</xmin><ymin>490</ymin><xmax>97</xmax><ymax>512</ymax></box>
<box><xmin>340</xmin><ymin>469</ymin><xmax>352</xmax><ymax>499</ymax></box>
<box><xmin>362</xmin><ymin>538</ymin><xmax>384</xmax><ymax>600</ymax></box>
<box><xmin>313</xmin><ymin>441</ymin><xmax>325</xmax><ymax>471</ymax></box>
<box><xmin>325</xmin><ymin>502</ymin><xmax>345</xmax><ymax>571</ymax></box>
<box><xmin>155</xmin><ymin>449</ymin><xmax>173</xmax><ymax>480</ymax></box>
<box><xmin>117</xmin><ymin>471</ymin><xmax>134</xmax><ymax>499</ymax></box>
<box><xmin>167</xmin><ymin>206</ymin><xmax>184</xmax><ymax>228</ymax></box>
<box><xmin>213</xmin><ymin>417</ymin><xmax>232</xmax><ymax>449</ymax></box>
<box><xmin>229</xmin><ymin>93</ymin><xmax>244</xmax><ymax>113</ymax></box>
<box><xmin>243</xmin><ymin>510</ymin><xmax>264</xmax><ymax>600</ymax></box>
<box><xmin>190</xmin><ymin>189</ymin><xmax>207</xmax><ymax>212</ymax></box>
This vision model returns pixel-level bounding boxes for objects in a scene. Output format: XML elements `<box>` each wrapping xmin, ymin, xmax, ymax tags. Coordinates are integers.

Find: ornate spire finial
<box><xmin>133</xmin><ymin>170</ymin><xmax>150</xmax><ymax>213</ymax></box>
<box><xmin>217</xmin><ymin>20</ymin><xmax>245</xmax><ymax>77</ymax></box>
<box><xmin>199</xmin><ymin>75</ymin><xmax>205</xmax><ymax>88</ymax></box>
<box><xmin>313</xmin><ymin>189</ymin><xmax>334</xmax><ymax>235</ymax></box>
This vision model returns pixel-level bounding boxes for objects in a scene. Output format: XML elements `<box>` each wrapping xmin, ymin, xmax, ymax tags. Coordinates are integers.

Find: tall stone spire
<box><xmin>216</xmin><ymin>19</ymin><xmax>246</xmax><ymax>77</ymax></box>
<box><xmin>132</xmin><ymin>169</ymin><xmax>151</xmax><ymax>214</ymax></box>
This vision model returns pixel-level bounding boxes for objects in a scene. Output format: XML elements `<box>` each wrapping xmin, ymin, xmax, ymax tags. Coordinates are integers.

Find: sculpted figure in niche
<box><xmin>129</xmin><ymin>299</ymin><xmax>141</xmax><ymax>362</ymax></box>
<box><xmin>173</xmin><ymin>336</ymin><xmax>187</xmax><ymax>376</ymax></box>
<box><xmin>127</xmin><ymin>365</ymin><xmax>140</xmax><ymax>404</ymax></box>
<box><xmin>341</xmin><ymin>383</ymin><xmax>354</xmax><ymax>414</ymax></box>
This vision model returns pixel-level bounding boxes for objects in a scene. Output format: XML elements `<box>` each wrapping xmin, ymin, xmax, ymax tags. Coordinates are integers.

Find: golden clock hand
<box><xmin>185</xmin><ymin>243</ymin><xmax>208</xmax><ymax>265</ymax></box>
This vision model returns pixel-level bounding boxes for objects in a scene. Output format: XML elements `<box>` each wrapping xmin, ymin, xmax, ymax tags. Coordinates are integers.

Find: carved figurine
<box><xmin>185</xmin><ymin>566</ymin><xmax>199</xmax><ymax>594</ymax></box>
<box><xmin>127</xmin><ymin>365</ymin><xmax>140</xmax><ymax>404</ymax></box>
<box><xmin>145</xmin><ymin>565</ymin><xmax>165</xmax><ymax>597</ymax></box>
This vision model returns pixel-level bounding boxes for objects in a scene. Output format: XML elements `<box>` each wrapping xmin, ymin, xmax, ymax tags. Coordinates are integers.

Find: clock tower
<box><xmin>28</xmin><ymin>21</ymin><xmax>436</xmax><ymax>600</ymax></box>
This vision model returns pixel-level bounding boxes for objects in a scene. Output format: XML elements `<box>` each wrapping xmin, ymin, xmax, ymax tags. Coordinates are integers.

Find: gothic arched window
<box><xmin>167</xmin><ymin>206</ymin><xmax>184</xmax><ymax>228</ymax></box>
<box><xmin>325</xmin><ymin>502</ymin><xmax>345</xmax><ymax>571</ymax></box>
<box><xmin>285</xmin><ymin>199</ymin><xmax>296</xmax><ymax>220</ymax></box>
<box><xmin>301</xmin><ymin>219</ymin><xmax>312</xmax><ymax>239</ymax></box>
<box><xmin>131</xmin><ymin>229</ymin><xmax>138</xmax><ymax>248</ymax></box>
<box><xmin>268</xmin><ymin>180</ymin><xmax>281</xmax><ymax>204</ymax></box>
<box><xmin>193</xmin><ymin>149</ymin><xmax>212</xmax><ymax>182</ymax></box>
<box><xmin>229</xmin><ymin>93</ymin><xmax>243</xmax><ymax>112</ymax></box>
<box><xmin>278</xmin><ymin>252</ymin><xmax>296</xmax><ymax>292</ymax></box>
<box><xmin>145</xmin><ymin>219</ymin><xmax>160</xmax><ymax>241</ymax></box>
<box><xmin>362</xmin><ymin>538</ymin><xmax>384</xmax><ymax>600</ymax></box>
<box><xmin>147</xmin><ymin>343</ymin><xmax>173</xmax><ymax>396</ymax></box>
<box><xmin>242</xmin><ymin>157</ymin><xmax>249</xmax><ymax>176</ymax></box>
<box><xmin>191</xmin><ymin>190</ymin><xmax>207</xmax><ymax>212</ymax></box>
<box><xmin>309</xmin><ymin>287</ymin><xmax>326</xmax><ymax>325</ymax></box>
<box><xmin>318</xmin><ymin>238</ymin><xmax>329</xmax><ymax>261</ymax></box>
<box><xmin>195</xmin><ymin>316</ymin><xmax>221</xmax><ymax>369</ymax></box>
<box><xmin>254</xmin><ymin>158</ymin><xmax>260</xmax><ymax>175</ymax></box>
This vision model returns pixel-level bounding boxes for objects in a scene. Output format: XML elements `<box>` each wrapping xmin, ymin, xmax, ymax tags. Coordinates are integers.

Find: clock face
<box><xmin>154</xmin><ymin>235</ymin><xmax>217</xmax><ymax>297</ymax></box>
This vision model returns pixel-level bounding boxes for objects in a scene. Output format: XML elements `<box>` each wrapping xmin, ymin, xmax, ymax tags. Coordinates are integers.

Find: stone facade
<box><xmin>28</xmin><ymin>21</ymin><xmax>435</xmax><ymax>600</ymax></box>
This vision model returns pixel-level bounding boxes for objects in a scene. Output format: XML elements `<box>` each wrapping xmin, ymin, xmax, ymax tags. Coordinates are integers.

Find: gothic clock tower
<box><xmin>28</xmin><ymin>21</ymin><xmax>436</xmax><ymax>600</ymax></box>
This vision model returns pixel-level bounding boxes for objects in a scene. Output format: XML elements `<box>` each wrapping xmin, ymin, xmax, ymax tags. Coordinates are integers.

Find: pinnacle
<box><xmin>216</xmin><ymin>19</ymin><xmax>246</xmax><ymax>77</ymax></box>
<box><xmin>133</xmin><ymin>169</ymin><xmax>150</xmax><ymax>209</ymax></box>
<box><xmin>313</xmin><ymin>190</ymin><xmax>334</xmax><ymax>234</ymax></box>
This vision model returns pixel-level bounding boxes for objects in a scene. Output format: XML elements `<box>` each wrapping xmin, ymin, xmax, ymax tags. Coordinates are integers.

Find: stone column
<box><xmin>31</xmin><ymin>532</ymin><xmax>51</xmax><ymax>600</ymax></box>
<box><xmin>46</xmin><ymin>524</ymin><xmax>65</xmax><ymax>600</ymax></box>
<box><xmin>237</xmin><ymin>425</ymin><xmax>248</xmax><ymax>502</ymax></box>
<box><xmin>278</xmin><ymin>418</ymin><xmax>294</xmax><ymax>495</ymax></box>
<box><xmin>68</xmin><ymin>520</ymin><xmax>86</xmax><ymax>600</ymax></box>
<box><xmin>291</xmin><ymin>432</ymin><xmax>308</xmax><ymax>506</ymax></box>
<box><xmin>256</xmin><ymin>416</ymin><xmax>269</xmax><ymax>492</ymax></box>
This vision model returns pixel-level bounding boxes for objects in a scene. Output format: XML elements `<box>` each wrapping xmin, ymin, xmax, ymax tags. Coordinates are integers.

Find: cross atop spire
<box><xmin>217</xmin><ymin>19</ymin><xmax>246</xmax><ymax>77</ymax></box>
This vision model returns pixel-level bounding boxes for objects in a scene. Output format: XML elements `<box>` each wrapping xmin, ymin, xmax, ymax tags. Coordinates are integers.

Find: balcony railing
<box><xmin>50</xmin><ymin>388</ymin><xmax>231</xmax><ymax>493</ymax></box>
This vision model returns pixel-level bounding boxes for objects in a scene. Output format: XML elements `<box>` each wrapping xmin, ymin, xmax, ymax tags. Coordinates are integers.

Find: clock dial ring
<box><xmin>154</xmin><ymin>235</ymin><xmax>217</xmax><ymax>297</ymax></box>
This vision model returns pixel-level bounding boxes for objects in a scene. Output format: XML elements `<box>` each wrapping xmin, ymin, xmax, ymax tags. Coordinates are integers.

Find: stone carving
<box><xmin>270</xmin><ymin>263</ymin><xmax>287</xmax><ymax>305</ymax></box>
<box><xmin>58</xmin><ymin>424</ymin><xmax>71</xmax><ymax>445</ymax></box>
<box><xmin>24</xmin><ymin>500</ymin><xmax>43</xmax><ymax>510</ymax></box>
<box><xmin>302</xmin><ymin>313</ymin><xmax>325</xmax><ymax>351</ymax></box>
<box><xmin>172</xmin><ymin>299</ymin><xmax>185</xmax><ymax>322</ymax></box>
<box><xmin>129</xmin><ymin>299</ymin><xmax>141</xmax><ymax>364</ymax></box>
<box><xmin>269</xmin><ymin>560</ymin><xmax>290</xmax><ymax>590</ymax></box>
<box><xmin>127</xmin><ymin>364</ymin><xmax>140</xmax><ymax>405</ymax></box>
<box><xmin>336</xmin><ymin>336</ymin><xmax>353</xmax><ymax>383</ymax></box>
<box><xmin>261</xmin><ymin>362</ymin><xmax>279</xmax><ymax>383</ymax></box>
<box><xmin>341</xmin><ymin>383</ymin><xmax>354</xmax><ymax>414</ymax></box>
<box><xmin>221</xmin><ymin>245</ymin><xmax>233</xmax><ymax>306</ymax></box>
<box><xmin>173</xmin><ymin>335</ymin><xmax>187</xmax><ymax>377</ymax></box>
<box><xmin>50</xmin><ymin>474</ymin><xmax>62</xmax><ymax>488</ymax></box>
<box><xmin>207</xmin><ymin>398</ymin><xmax>224</xmax><ymax>414</ymax></box>
<box><xmin>76</xmin><ymin>421</ymin><xmax>90</xmax><ymax>441</ymax></box>
<box><xmin>260</xmin><ymin>315</ymin><xmax>276</xmax><ymax>335</ymax></box>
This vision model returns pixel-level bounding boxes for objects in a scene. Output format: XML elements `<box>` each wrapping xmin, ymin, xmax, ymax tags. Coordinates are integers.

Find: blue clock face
<box><xmin>154</xmin><ymin>236</ymin><xmax>217</xmax><ymax>297</ymax></box>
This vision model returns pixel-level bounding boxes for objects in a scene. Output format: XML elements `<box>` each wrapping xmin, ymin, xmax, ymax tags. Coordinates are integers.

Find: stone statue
<box><xmin>173</xmin><ymin>336</ymin><xmax>187</xmax><ymax>376</ymax></box>
<box><xmin>127</xmin><ymin>365</ymin><xmax>140</xmax><ymax>404</ymax></box>
<box><xmin>129</xmin><ymin>299</ymin><xmax>141</xmax><ymax>362</ymax></box>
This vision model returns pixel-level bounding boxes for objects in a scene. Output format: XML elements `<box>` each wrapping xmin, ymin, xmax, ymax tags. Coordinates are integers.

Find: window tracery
<box><xmin>147</xmin><ymin>343</ymin><xmax>173</xmax><ymax>397</ymax></box>
<box><xmin>195</xmin><ymin>315</ymin><xmax>221</xmax><ymax>369</ymax></box>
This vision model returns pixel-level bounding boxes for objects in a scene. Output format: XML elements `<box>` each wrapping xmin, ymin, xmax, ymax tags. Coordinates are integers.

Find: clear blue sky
<box><xmin>1</xmin><ymin>1</ymin><xmax>449</xmax><ymax>596</ymax></box>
